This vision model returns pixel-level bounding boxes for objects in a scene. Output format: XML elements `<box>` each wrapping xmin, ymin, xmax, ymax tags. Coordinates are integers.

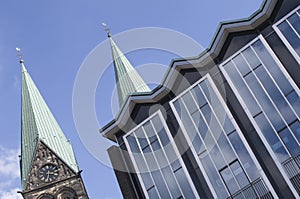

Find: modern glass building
<box><xmin>101</xmin><ymin>0</ymin><xmax>300</xmax><ymax>198</ymax></box>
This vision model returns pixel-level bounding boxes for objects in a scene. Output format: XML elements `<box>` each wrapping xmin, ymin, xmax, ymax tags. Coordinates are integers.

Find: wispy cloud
<box><xmin>0</xmin><ymin>146</ymin><xmax>20</xmax><ymax>178</ymax></box>
<box><xmin>0</xmin><ymin>188</ymin><xmax>22</xmax><ymax>199</ymax></box>
<box><xmin>0</xmin><ymin>146</ymin><xmax>21</xmax><ymax>199</ymax></box>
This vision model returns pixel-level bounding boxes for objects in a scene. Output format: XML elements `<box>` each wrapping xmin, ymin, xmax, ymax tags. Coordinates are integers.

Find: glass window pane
<box><xmin>255</xmin><ymin>65</ymin><xmax>296</xmax><ymax>124</ymax></box>
<box><xmin>254</xmin><ymin>113</ymin><xmax>290</xmax><ymax>162</ymax></box>
<box><xmin>141</xmin><ymin>172</ymin><xmax>154</xmax><ymax>190</ymax></box>
<box><xmin>173</xmin><ymin>99</ymin><xmax>182</xmax><ymax>117</ymax></box>
<box><xmin>157</xmin><ymin>128</ymin><xmax>170</xmax><ymax>147</ymax></box>
<box><xmin>252</xmin><ymin>39</ymin><xmax>293</xmax><ymax>95</ymax></box>
<box><xmin>133</xmin><ymin>152</ymin><xmax>148</xmax><ymax>173</ymax></box>
<box><xmin>174</xmin><ymin>168</ymin><xmax>196</xmax><ymax>199</ymax></box>
<box><xmin>144</xmin><ymin>152</ymin><xmax>158</xmax><ymax>171</ymax></box>
<box><xmin>220</xmin><ymin>167</ymin><xmax>240</xmax><ymax>194</ymax></box>
<box><xmin>286</xmin><ymin>91</ymin><xmax>300</xmax><ymax>116</ymax></box>
<box><xmin>147</xmin><ymin>186</ymin><xmax>160</xmax><ymax>199</ymax></box>
<box><xmin>290</xmin><ymin>120</ymin><xmax>300</xmax><ymax>142</ymax></box>
<box><xmin>155</xmin><ymin>149</ymin><xmax>168</xmax><ymax>169</ymax></box>
<box><xmin>182</xmin><ymin>91</ymin><xmax>198</xmax><ymax>114</ymax></box>
<box><xmin>222</xmin><ymin>115</ymin><xmax>235</xmax><ymax>135</ymax></box>
<box><xmin>245</xmin><ymin>72</ymin><xmax>285</xmax><ymax>131</ymax></box>
<box><xmin>217</xmin><ymin>132</ymin><xmax>236</xmax><ymax>163</ymax></box>
<box><xmin>127</xmin><ymin>135</ymin><xmax>140</xmax><ymax>153</ymax></box>
<box><xmin>279</xmin><ymin>127</ymin><xmax>300</xmax><ymax>155</ymax></box>
<box><xmin>223</xmin><ymin>61</ymin><xmax>261</xmax><ymax>116</ymax></box>
<box><xmin>161</xmin><ymin>167</ymin><xmax>182</xmax><ymax>198</ymax></box>
<box><xmin>278</xmin><ymin>20</ymin><xmax>300</xmax><ymax>56</ymax></box>
<box><xmin>192</xmin><ymin>111</ymin><xmax>209</xmax><ymax>141</ymax></box>
<box><xmin>152</xmin><ymin>170</ymin><xmax>171</xmax><ymax>199</ymax></box>
<box><xmin>288</xmin><ymin>12</ymin><xmax>300</xmax><ymax>35</ymax></box>
<box><xmin>143</xmin><ymin>144</ymin><xmax>151</xmax><ymax>153</ymax></box>
<box><xmin>242</xmin><ymin>47</ymin><xmax>261</xmax><ymax>69</ymax></box>
<box><xmin>200</xmin><ymin>81</ymin><xmax>211</xmax><ymax>102</ymax></box>
<box><xmin>191</xmin><ymin>85</ymin><xmax>206</xmax><ymax>108</ymax></box>
<box><xmin>210</xmin><ymin>144</ymin><xmax>227</xmax><ymax>169</ymax></box>
<box><xmin>230</xmin><ymin>161</ymin><xmax>249</xmax><ymax>189</ymax></box>
<box><xmin>208</xmin><ymin>112</ymin><xmax>223</xmax><ymax>141</ymax></box>
<box><xmin>201</xmin><ymin>154</ymin><xmax>229</xmax><ymax>198</ymax></box>
<box><xmin>135</xmin><ymin>128</ymin><xmax>148</xmax><ymax>149</ymax></box>
<box><xmin>143</xmin><ymin>121</ymin><xmax>157</xmax><ymax>143</ymax></box>
<box><xmin>171</xmin><ymin>160</ymin><xmax>181</xmax><ymax>172</ymax></box>
<box><xmin>192</xmin><ymin>133</ymin><xmax>204</xmax><ymax>155</ymax></box>
<box><xmin>233</xmin><ymin>53</ymin><xmax>251</xmax><ymax>76</ymax></box>
<box><xmin>151</xmin><ymin>139</ymin><xmax>161</xmax><ymax>151</ymax></box>
<box><xmin>228</xmin><ymin>131</ymin><xmax>260</xmax><ymax>181</ymax></box>
<box><xmin>180</xmin><ymin>101</ymin><xmax>199</xmax><ymax>141</ymax></box>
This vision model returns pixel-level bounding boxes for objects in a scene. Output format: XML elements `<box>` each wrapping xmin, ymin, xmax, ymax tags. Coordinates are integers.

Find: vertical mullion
<box><xmin>190</xmin><ymin>84</ymin><xmax>235</xmax><ymax>195</ymax></box>
<box><xmin>250</xmin><ymin>44</ymin><xmax>300</xmax><ymax>121</ymax></box>
<box><xmin>231</xmin><ymin>48</ymin><xmax>292</xmax><ymax>158</ymax></box>
<box><xmin>203</xmin><ymin>76</ymin><xmax>257</xmax><ymax>186</ymax></box>
<box><xmin>250</xmin><ymin>42</ymin><xmax>300</xmax><ymax>148</ymax></box>
<box><xmin>133</xmin><ymin>131</ymin><xmax>161</xmax><ymax>198</ymax></box>
<box><xmin>180</xmin><ymin>86</ymin><xmax>230</xmax><ymax>197</ymax></box>
<box><xmin>286</xmin><ymin>18</ymin><xmax>300</xmax><ymax>39</ymax></box>
<box><xmin>149</xmin><ymin>120</ymin><xmax>185</xmax><ymax>197</ymax></box>
<box><xmin>141</xmin><ymin>126</ymin><xmax>173</xmax><ymax>198</ymax></box>
<box><xmin>197</xmin><ymin>83</ymin><xmax>243</xmax><ymax>194</ymax></box>
<box><xmin>180</xmin><ymin>97</ymin><xmax>209</xmax><ymax>155</ymax></box>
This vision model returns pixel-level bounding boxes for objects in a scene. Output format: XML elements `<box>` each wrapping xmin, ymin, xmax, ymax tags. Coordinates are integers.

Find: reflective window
<box><xmin>274</xmin><ymin>5</ymin><xmax>300</xmax><ymax>64</ymax></box>
<box><xmin>170</xmin><ymin>75</ymin><xmax>274</xmax><ymax>198</ymax></box>
<box><xmin>124</xmin><ymin>111</ymin><xmax>198</xmax><ymax>199</ymax></box>
<box><xmin>220</xmin><ymin>35</ymin><xmax>300</xmax><ymax>194</ymax></box>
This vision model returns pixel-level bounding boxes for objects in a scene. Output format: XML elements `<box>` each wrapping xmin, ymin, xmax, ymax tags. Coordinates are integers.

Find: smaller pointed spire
<box><xmin>102</xmin><ymin>24</ymin><xmax>151</xmax><ymax>107</ymax></box>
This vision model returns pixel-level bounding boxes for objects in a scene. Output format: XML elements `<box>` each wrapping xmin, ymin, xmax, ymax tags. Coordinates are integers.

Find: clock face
<box><xmin>38</xmin><ymin>164</ymin><xmax>59</xmax><ymax>183</ymax></box>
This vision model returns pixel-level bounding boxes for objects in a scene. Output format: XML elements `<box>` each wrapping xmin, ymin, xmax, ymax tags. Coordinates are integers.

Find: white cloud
<box><xmin>0</xmin><ymin>188</ymin><xmax>22</xmax><ymax>199</ymax></box>
<box><xmin>0</xmin><ymin>146</ymin><xmax>21</xmax><ymax>199</ymax></box>
<box><xmin>0</xmin><ymin>146</ymin><xmax>20</xmax><ymax>178</ymax></box>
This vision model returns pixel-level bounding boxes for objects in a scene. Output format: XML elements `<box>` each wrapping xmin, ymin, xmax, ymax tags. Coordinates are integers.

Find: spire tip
<box><xmin>16</xmin><ymin>47</ymin><xmax>24</xmax><ymax>63</ymax></box>
<box><xmin>101</xmin><ymin>22</ymin><xmax>111</xmax><ymax>37</ymax></box>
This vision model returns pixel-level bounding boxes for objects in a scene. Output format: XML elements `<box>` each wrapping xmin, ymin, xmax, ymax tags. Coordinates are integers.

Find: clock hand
<box><xmin>46</xmin><ymin>171</ymin><xmax>51</xmax><ymax>181</ymax></box>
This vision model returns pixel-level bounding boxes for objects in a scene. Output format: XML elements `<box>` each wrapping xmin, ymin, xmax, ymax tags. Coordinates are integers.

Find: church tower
<box><xmin>18</xmin><ymin>49</ymin><xmax>89</xmax><ymax>199</ymax></box>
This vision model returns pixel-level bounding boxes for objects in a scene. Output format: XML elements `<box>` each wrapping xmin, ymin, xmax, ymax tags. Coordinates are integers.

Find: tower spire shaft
<box><xmin>103</xmin><ymin>24</ymin><xmax>151</xmax><ymax>107</ymax></box>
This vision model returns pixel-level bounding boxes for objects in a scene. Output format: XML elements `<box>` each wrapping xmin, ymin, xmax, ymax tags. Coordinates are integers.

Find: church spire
<box><xmin>19</xmin><ymin>49</ymin><xmax>79</xmax><ymax>190</ymax></box>
<box><xmin>102</xmin><ymin>23</ymin><xmax>151</xmax><ymax>107</ymax></box>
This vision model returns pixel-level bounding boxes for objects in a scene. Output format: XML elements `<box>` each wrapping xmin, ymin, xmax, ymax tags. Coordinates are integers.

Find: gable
<box><xmin>23</xmin><ymin>141</ymin><xmax>77</xmax><ymax>192</ymax></box>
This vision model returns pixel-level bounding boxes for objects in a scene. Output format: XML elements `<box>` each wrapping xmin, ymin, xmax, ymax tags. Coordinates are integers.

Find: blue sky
<box><xmin>0</xmin><ymin>0</ymin><xmax>262</xmax><ymax>198</ymax></box>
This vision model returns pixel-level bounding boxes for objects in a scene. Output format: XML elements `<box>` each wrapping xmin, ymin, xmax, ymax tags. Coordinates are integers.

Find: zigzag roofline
<box><xmin>100</xmin><ymin>0</ymin><xmax>280</xmax><ymax>141</ymax></box>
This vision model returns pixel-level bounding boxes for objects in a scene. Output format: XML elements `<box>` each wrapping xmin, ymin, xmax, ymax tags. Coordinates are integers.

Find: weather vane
<box><xmin>16</xmin><ymin>47</ymin><xmax>24</xmax><ymax>63</ymax></box>
<box><xmin>101</xmin><ymin>22</ymin><xmax>111</xmax><ymax>37</ymax></box>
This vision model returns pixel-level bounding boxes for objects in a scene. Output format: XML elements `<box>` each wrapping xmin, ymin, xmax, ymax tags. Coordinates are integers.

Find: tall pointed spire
<box><xmin>19</xmin><ymin>49</ymin><xmax>79</xmax><ymax>190</ymax></box>
<box><xmin>102</xmin><ymin>23</ymin><xmax>151</xmax><ymax>107</ymax></box>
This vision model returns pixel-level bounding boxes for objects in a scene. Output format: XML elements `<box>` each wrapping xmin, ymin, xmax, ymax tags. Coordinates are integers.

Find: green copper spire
<box><xmin>103</xmin><ymin>24</ymin><xmax>151</xmax><ymax>107</ymax></box>
<box><xmin>19</xmin><ymin>49</ymin><xmax>79</xmax><ymax>190</ymax></box>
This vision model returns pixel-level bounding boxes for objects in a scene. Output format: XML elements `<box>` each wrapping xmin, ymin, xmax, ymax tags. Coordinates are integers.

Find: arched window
<box><xmin>56</xmin><ymin>187</ymin><xmax>77</xmax><ymax>199</ymax></box>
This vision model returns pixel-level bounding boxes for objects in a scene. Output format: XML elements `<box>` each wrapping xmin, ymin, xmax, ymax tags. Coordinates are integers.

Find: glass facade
<box><xmin>170</xmin><ymin>75</ymin><xmax>275</xmax><ymax>198</ymax></box>
<box><xmin>274</xmin><ymin>5</ymin><xmax>300</xmax><ymax>64</ymax></box>
<box><xmin>124</xmin><ymin>111</ymin><xmax>199</xmax><ymax>199</ymax></box>
<box><xmin>220</xmin><ymin>35</ymin><xmax>300</xmax><ymax>195</ymax></box>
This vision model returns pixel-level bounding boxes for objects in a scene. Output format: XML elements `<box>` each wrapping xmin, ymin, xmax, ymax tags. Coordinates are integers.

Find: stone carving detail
<box><xmin>21</xmin><ymin>141</ymin><xmax>88</xmax><ymax>199</ymax></box>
